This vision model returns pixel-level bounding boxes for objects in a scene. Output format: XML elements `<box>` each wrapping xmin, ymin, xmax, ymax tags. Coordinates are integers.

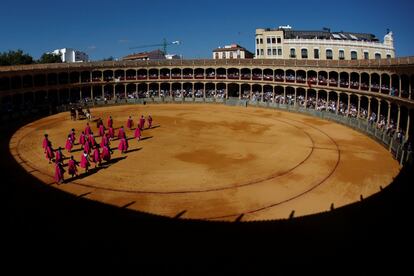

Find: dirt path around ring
<box><xmin>10</xmin><ymin>104</ymin><xmax>400</xmax><ymax>221</ymax></box>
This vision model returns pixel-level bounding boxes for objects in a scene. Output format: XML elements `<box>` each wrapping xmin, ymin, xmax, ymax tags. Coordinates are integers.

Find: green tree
<box><xmin>0</xmin><ymin>49</ymin><xmax>34</xmax><ymax>66</ymax></box>
<box><xmin>38</xmin><ymin>52</ymin><xmax>62</xmax><ymax>64</ymax></box>
<box><xmin>101</xmin><ymin>56</ymin><xmax>115</xmax><ymax>61</ymax></box>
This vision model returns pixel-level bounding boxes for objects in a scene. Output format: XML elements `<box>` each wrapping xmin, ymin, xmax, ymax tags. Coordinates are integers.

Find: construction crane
<box><xmin>129</xmin><ymin>38</ymin><xmax>180</xmax><ymax>55</ymax></box>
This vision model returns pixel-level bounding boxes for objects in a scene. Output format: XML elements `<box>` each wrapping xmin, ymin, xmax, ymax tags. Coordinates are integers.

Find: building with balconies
<box><xmin>255</xmin><ymin>25</ymin><xmax>395</xmax><ymax>61</ymax></box>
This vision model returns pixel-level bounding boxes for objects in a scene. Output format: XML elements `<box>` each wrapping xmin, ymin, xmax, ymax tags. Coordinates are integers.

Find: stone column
<box><xmin>396</xmin><ymin>105</ymin><xmax>401</xmax><ymax>131</ymax></box>
<box><xmin>260</xmin><ymin>85</ymin><xmax>263</xmax><ymax>102</ymax></box>
<box><xmin>225</xmin><ymin>83</ymin><xmax>228</xmax><ymax>99</ymax></box>
<box><xmin>377</xmin><ymin>99</ymin><xmax>381</xmax><ymax>124</ymax></box>
<box><xmin>368</xmin><ymin>74</ymin><xmax>371</xmax><ymax>92</ymax></box>
<box><xmin>192</xmin><ymin>82</ymin><xmax>195</xmax><ymax>99</ymax></box>
<box><xmin>347</xmin><ymin>93</ymin><xmax>351</xmax><ymax>117</ymax></box>
<box><xmin>357</xmin><ymin>95</ymin><xmax>361</xmax><ymax>118</ymax></box>
<box><xmin>326</xmin><ymin>91</ymin><xmax>330</xmax><ymax>111</ymax></box>
<box><xmin>386</xmin><ymin>101</ymin><xmax>391</xmax><ymax>129</ymax></box>
<box><xmin>367</xmin><ymin>97</ymin><xmax>371</xmax><ymax>122</ymax></box>
<box><xmin>336</xmin><ymin>93</ymin><xmax>340</xmax><ymax>115</ymax></box>
<box><xmin>239</xmin><ymin>84</ymin><xmax>242</xmax><ymax>100</ymax></box>
<box><xmin>304</xmin><ymin>89</ymin><xmax>308</xmax><ymax>109</ymax></box>
<box><xmin>399</xmin><ymin>76</ymin><xmax>402</xmax><ymax>97</ymax></box>
<box><xmin>294</xmin><ymin>87</ymin><xmax>297</xmax><ymax>108</ymax></box>
<box><xmin>379</xmin><ymin>75</ymin><xmax>382</xmax><ymax>92</ymax></box>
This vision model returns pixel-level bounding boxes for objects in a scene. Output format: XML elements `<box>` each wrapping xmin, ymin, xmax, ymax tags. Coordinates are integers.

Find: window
<box><xmin>386</xmin><ymin>54</ymin><xmax>392</xmax><ymax>59</ymax></box>
<box><xmin>273</xmin><ymin>48</ymin><xmax>277</xmax><ymax>56</ymax></box>
<box><xmin>260</xmin><ymin>49</ymin><xmax>264</xmax><ymax>56</ymax></box>
<box><xmin>301</xmin><ymin>48</ymin><xmax>308</xmax><ymax>59</ymax></box>
<box><xmin>260</xmin><ymin>38</ymin><xmax>263</xmax><ymax>44</ymax></box>
<box><xmin>229</xmin><ymin>52</ymin><xmax>233</xmax><ymax>59</ymax></box>
<box><xmin>272</xmin><ymin>37</ymin><xmax>276</xmax><ymax>44</ymax></box>
<box><xmin>267</xmin><ymin>38</ymin><xmax>271</xmax><ymax>44</ymax></box>
<box><xmin>277</xmin><ymin>37</ymin><xmax>281</xmax><ymax>43</ymax></box>
<box><xmin>375</xmin><ymin>53</ymin><xmax>381</xmax><ymax>60</ymax></box>
<box><xmin>314</xmin><ymin>49</ymin><xmax>319</xmax><ymax>59</ymax></box>
<box><xmin>326</xmin><ymin>49</ymin><xmax>333</xmax><ymax>60</ymax></box>
<box><xmin>215</xmin><ymin>53</ymin><xmax>219</xmax><ymax>59</ymax></box>
<box><xmin>363</xmin><ymin>52</ymin><xmax>369</xmax><ymax>60</ymax></box>
<box><xmin>222</xmin><ymin>52</ymin><xmax>226</xmax><ymax>59</ymax></box>
<box><xmin>256</xmin><ymin>49</ymin><xmax>260</xmax><ymax>56</ymax></box>
<box><xmin>256</xmin><ymin>39</ymin><xmax>259</xmax><ymax>45</ymax></box>
<box><xmin>290</xmin><ymin>48</ymin><xmax>296</xmax><ymax>58</ymax></box>
<box><xmin>339</xmin><ymin>50</ymin><xmax>345</xmax><ymax>60</ymax></box>
<box><xmin>267</xmin><ymin>48</ymin><xmax>272</xmax><ymax>56</ymax></box>
<box><xmin>278</xmin><ymin>48</ymin><xmax>282</xmax><ymax>56</ymax></box>
<box><xmin>351</xmin><ymin>51</ymin><xmax>358</xmax><ymax>60</ymax></box>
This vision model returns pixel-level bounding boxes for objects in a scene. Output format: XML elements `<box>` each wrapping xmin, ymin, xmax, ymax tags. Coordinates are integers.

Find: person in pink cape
<box><xmin>84</xmin><ymin>123</ymin><xmax>92</xmax><ymax>135</ymax></box>
<box><xmin>83</xmin><ymin>139</ymin><xmax>91</xmax><ymax>154</ymax></box>
<box><xmin>92</xmin><ymin>145</ymin><xmax>102</xmax><ymax>168</ymax></box>
<box><xmin>80</xmin><ymin>150</ymin><xmax>91</xmax><ymax>173</ymax></box>
<box><xmin>70</xmin><ymin>128</ymin><xmax>76</xmax><ymax>143</ymax></box>
<box><xmin>118</xmin><ymin>137</ymin><xmax>128</xmax><ymax>154</ymax></box>
<box><xmin>100</xmin><ymin>133</ymin><xmax>109</xmax><ymax>148</ymax></box>
<box><xmin>147</xmin><ymin>115</ymin><xmax>153</xmax><ymax>129</ymax></box>
<box><xmin>108</xmin><ymin>126</ymin><xmax>115</xmax><ymax>140</ymax></box>
<box><xmin>45</xmin><ymin>140</ymin><xmax>55</xmax><ymax>163</ymax></box>
<box><xmin>65</xmin><ymin>135</ymin><xmax>73</xmax><ymax>152</ymax></box>
<box><xmin>126</xmin><ymin>116</ymin><xmax>133</xmax><ymax>129</ymax></box>
<box><xmin>55</xmin><ymin>147</ymin><xmax>65</xmax><ymax>164</ymax></box>
<box><xmin>101</xmin><ymin>144</ymin><xmax>112</xmax><ymax>162</ymax></box>
<box><xmin>139</xmin><ymin>115</ymin><xmax>145</xmax><ymax>130</ymax></box>
<box><xmin>89</xmin><ymin>133</ymin><xmax>96</xmax><ymax>147</ymax></box>
<box><xmin>54</xmin><ymin>161</ymin><xmax>65</xmax><ymax>184</ymax></box>
<box><xmin>98</xmin><ymin>123</ymin><xmax>105</xmax><ymax>137</ymax></box>
<box><xmin>67</xmin><ymin>155</ymin><xmax>78</xmax><ymax>178</ymax></box>
<box><xmin>117</xmin><ymin>126</ymin><xmax>126</xmax><ymax>139</ymax></box>
<box><xmin>107</xmin><ymin>116</ymin><xmax>113</xmax><ymax>128</ymax></box>
<box><xmin>42</xmin><ymin>134</ymin><xmax>50</xmax><ymax>153</ymax></box>
<box><xmin>79</xmin><ymin>131</ymin><xmax>86</xmax><ymax>148</ymax></box>
<box><xmin>134</xmin><ymin>124</ymin><xmax>141</xmax><ymax>141</ymax></box>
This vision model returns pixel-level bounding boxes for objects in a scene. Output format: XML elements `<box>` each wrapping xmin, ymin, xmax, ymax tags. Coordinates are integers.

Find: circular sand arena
<box><xmin>10</xmin><ymin>104</ymin><xmax>400</xmax><ymax>221</ymax></box>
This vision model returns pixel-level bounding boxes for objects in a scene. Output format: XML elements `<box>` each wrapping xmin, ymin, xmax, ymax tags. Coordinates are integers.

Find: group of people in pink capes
<box><xmin>42</xmin><ymin>114</ymin><xmax>153</xmax><ymax>184</ymax></box>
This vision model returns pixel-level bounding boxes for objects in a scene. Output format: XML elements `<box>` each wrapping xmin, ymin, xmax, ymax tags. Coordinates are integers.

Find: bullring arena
<box><xmin>10</xmin><ymin>103</ymin><xmax>400</xmax><ymax>221</ymax></box>
<box><xmin>1</xmin><ymin>58</ymin><xmax>413</xmax><ymax>222</ymax></box>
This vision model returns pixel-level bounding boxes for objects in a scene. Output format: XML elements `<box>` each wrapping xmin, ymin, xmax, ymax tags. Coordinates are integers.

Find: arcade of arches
<box><xmin>1</xmin><ymin>59</ymin><xmax>413</xmax><ymax>140</ymax></box>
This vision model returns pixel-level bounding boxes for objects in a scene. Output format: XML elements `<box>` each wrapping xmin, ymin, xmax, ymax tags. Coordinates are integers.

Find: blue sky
<box><xmin>1</xmin><ymin>0</ymin><xmax>413</xmax><ymax>60</ymax></box>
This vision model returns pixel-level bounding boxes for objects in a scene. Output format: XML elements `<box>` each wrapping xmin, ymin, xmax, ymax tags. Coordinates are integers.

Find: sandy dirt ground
<box><xmin>9</xmin><ymin>103</ymin><xmax>400</xmax><ymax>221</ymax></box>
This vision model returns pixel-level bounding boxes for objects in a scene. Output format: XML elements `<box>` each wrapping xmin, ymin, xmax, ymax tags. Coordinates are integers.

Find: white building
<box><xmin>255</xmin><ymin>26</ymin><xmax>395</xmax><ymax>60</ymax></box>
<box><xmin>52</xmin><ymin>48</ymin><xmax>89</xmax><ymax>63</ymax></box>
<box><xmin>212</xmin><ymin>44</ymin><xmax>254</xmax><ymax>59</ymax></box>
<box><xmin>165</xmin><ymin>54</ymin><xmax>182</xmax><ymax>59</ymax></box>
